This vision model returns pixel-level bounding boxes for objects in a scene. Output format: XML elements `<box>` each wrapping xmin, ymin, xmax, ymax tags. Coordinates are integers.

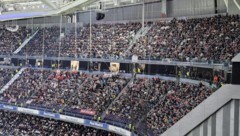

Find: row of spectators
<box><xmin>2</xmin><ymin>15</ymin><xmax>238</xmax><ymax>63</ymax></box>
<box><xmin>128</xmin><ymin>15</ymin><xmax>240</xmax><ymax>63</ymax></box>
<box><xmin>105</xmin><ymin>77</ymin><xmax>170</xmax><ymax>124</ymax></box>
<box><xmin>0</xmin><ymin>68</ymin><xmax>17</xmax><ymax>89</ymax></box>
<box><xmin>19</xmin><ymin>26</ymin><xmax>60</xmax><ymax>56</ymax></box>
<box><xmin>105</xmin><ymin>78</ymin><xmax>214</xmax><ymax>135</ymax></box>
<box><xmin>139</xmin><ymin>82</ymin><xmax>215</xmax><ymax>135</ymax></box>
<box><xmin>0</xmin><ymin>68</ymin><xmax>51</xmax><ymax>103</ymax></box>
<box><xmin>0</xmin><ymin>26</ymin><xmax>30</xmax><ymax>55</ymax></box>
<box><xmin>0</xmin><ymin>68</ymin><xmax>216</xmax><ymax>135</ymax></box>
<box><xmin>0</xmin><ymin>110</ymin><xmax>119</xmax><ymax>136</ymax></box>
<box><xmin>0</xmin><ymin>68</ymin><xmax>130</xmax><ymax>116</ymax></box>
<box><xmin>18</xmin><ymin>23</ymin><xmax>141</xmax><ymax>59</ymax></box>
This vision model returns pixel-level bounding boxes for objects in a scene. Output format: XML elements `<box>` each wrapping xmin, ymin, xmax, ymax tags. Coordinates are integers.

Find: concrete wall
<box><xmin>217</xmin><ymin>0</ymin><xmax>228</xmax><ymax>13</ymax></box>
<box><xmin>228</xmin><ymin>0</ymin><xmax>240</xmax><ymax>14</ymax></box>
<box><xmin>167</xmin><ymin>0</ymin><xmax>215</xmax><ymax>17</ymax></box>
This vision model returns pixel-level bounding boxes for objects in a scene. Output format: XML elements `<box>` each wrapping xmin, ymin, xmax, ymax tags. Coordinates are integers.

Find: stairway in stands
<box><xmin>101</xmin><ymin>77</ymin><xmax>134</xmax><ymax>119</ymax></box>
<box><xmin>0</xmin><ymin>67</ymin><xmax>26</xmax><ymax>93</ymax></box>
<box><xmin>13</xmin><ymin>30</ymin><xmax>39</xmax><ymax>54</ymax></box>
<box><xmin>123</xmin><ymin>24</ymin><xmax>153</xmax><ymax>57</ymax></box>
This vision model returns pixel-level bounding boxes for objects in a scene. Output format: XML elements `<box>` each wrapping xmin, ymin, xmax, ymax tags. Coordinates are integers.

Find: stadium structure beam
<box><xmin>0</xmin><ymin>0</ymin><xmax>99</xmax><ymax>21</ymax></box>
<box><xmin>56</xmin><ymin>0</ymin><xmax>99</xmax><ymax>14</ymax></box>
<box><xmin>40</xmin><ymin>0</ymin><xmax>58</xmax><ymax>10</ymax></box>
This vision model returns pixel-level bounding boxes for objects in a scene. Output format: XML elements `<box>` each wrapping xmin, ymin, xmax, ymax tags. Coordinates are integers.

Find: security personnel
<box><xmin>178</xmin><ymin>71</ymin><xmax>182</xmax><ymax>78</ymax></box>
<box><xmin>51</xmin><ymin>63</ymin><xmax>55</xmax><ymax>69</ymax></box>
<box><xmin>131</xmin><ymin>125</ymin><xmax>135</xmax><ymax>131</ymax></box>
<box><xmin>186</xmin><ymin>71</ymin><xmax>190</xmax><ymax>78</ymax></box>
<box><xmin>97</xmin><ymin>116</ymin><xmax>101</xmax><ymax>122</ymax></box>
<box><xmin>128</xmin><ymin>124</ymin><xmax>132</xmax><ymax>130</ymax></box>
<box><xmin>137</xmin><ymin>68</ymin><xmax>141</xmax><ymax>73</ymax></box>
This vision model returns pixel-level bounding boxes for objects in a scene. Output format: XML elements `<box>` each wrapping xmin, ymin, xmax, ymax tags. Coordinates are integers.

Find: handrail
<box><xmin>0</xmin><ymin>55</ymin><xmax>229</xmax><ymax>70</ymax></box>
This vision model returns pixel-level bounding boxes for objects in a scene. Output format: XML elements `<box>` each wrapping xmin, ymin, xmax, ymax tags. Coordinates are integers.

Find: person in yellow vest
<box><xmin>19</xmin><ymin>63</ymin><xmax>22</xmax><ymax>67</ymax></box>
<box><xmin>178</xmin><ymin>71</ymin><xmax>182</xmax><ymax>78</ymax></box>
<box><xmin>137</xmin><ymin>68</ymin><xmax>141</xmax><ymax>73</ymax></box>
<box><xmin>186</xmin><ymin>71</ymin><xmax>190</xmax><ymax>78</ymax></box>
<box><xmin>97</xmin><ymin>116</ymin><xmax>101</xmax><ymax>122</ymax></box>
<box><xmin>128</xmin><ymin>124</ymin><xmax>132</xmax><ymax>130</ymax></box>
<box><xmin>51</xmin><ymin>64</ymin><xmax>55</xmax><ymax>69</ymax></box>
<box><xmin>131</xmin><ymin>125</ymin><xmax>135</xmax><ymax>131</ymax></box>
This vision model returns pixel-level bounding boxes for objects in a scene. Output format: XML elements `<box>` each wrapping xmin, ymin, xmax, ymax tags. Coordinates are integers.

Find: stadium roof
<box><xmin>0</xmin><ymin>0</ymin><xmax>159</xmax><ymax>21</ymax></box>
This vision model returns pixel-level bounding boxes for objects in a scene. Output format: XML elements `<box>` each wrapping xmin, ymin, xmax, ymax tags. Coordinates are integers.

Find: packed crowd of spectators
<box><xmin>0</xmin><ymin>68</ymin><xmax>52</xmax><ymax>103</ymax></box>
<box><xmin>0</xmin><ymin>110</ymin><xmax>119</xmax><ymax>136</ymax></box>
<box><xmin>1</xmin><ymin>15</ymin><xmax>239</xmax><ymax>63</ymax></box>
<box><xmin>138</xmin><ymin>82</ymin><xmax>215</xmax><ymax>135</ymax></box>
<box><xmin>0</xmin><ymin>67</ymin><xmax>216</xmax><ymax>135</ymax></box>
<box><xmin>8</xmin><ymin>15</ymin><xmax>239</xmax><ymax>63</ymax></box>
<box><xmin>105</xmin><ymin>78</ymin><xmax>176</xmax><ymax>124</ymax></box>
<box><xmin>60</xmin><ymin>23</ymin><xmax>141</xmax><ymax>58</ymax></box>
<box><xmin>0</xmin><ymin>68</ymin><xmax>17</xmax><ymax>89</ymax></box>
<box><xmin>17</xmin><ymin>23</ymin><xmax>141</xmax><ymax>58</ymax></box>
<box><xmin>128</xmin><ymin>15</ymin><xmax>240</xmax><ymax>62</ymax></box>
<box><xmin>0</xmin><ymin>26</ymin><xmax>30</xmax><ymax>55</ymax></box>
<box><xmin>0</xmin><ymin>68</ymin><xmax>130</xmax><ymax>116</ymax></box>
<box><xmin>104</xmin><ymin>77</ymin><xmax>215</xmax><ymax>135</ymax></box>
<box><xmin>19</xmin><ymin>26</ymin><xmax>60</xmax><ymax>56</ymax></box>
<box><xmin>29</xmin><ymin>71</ymin><xmax>129</xmax><ymax>116</ymax></box>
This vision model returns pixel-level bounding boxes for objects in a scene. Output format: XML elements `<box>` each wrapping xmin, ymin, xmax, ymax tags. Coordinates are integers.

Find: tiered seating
<box><xmin>128</xmin><ymin>15</ymin><xmax>240</xmax><ymax>62</ymax></box>
<box><xmin>0</xmin><ymin>68</ymin><xmax>17</xmax><ymax>89</ymax></box>
<box><xmin>11</xmin><ymin>15</ymin><xmax>240</xmax><ymax>63</ymax></box>
<box><xmin>105</xmin><ymin>78</ymin><xmax>176</xmax><ymax>124</ymax></box>
<box><xmin>0</xmin><ymin>68</ymin><xmax>52</xmax><ymax>103</ymax></box>
<box><xmin>0</xmin><ymin>110</ymin><xmax>119</xmax><ymax>136</ymax></box>
<box><xmin>19</xmin><ymin>26</ymin><xmax>60</xmax><ymax>56</ymax></box>
<box><xmin>1</xmin><ymin>69</ymin><xmax>130</xmax><ymax>116</ymax></box>
<box><xmin>0</xmin><ymin>26</ymin><xmax>30</xmax><ymax>55</ymax></box>
<box><xmin>60</xmin><ymin>23</ymin><xmax>141</xmax><ymax>59</ymax></box>
<box><xmin>138</xmin><ymin>82</ymin><xmax>214</xmax><ymax>135</ymax></box>
<box><xmin>29</xmin><ymin>71</ymin><xmax>129</xmax><ymax>116</ymax></box>
<box><xmin>104</xmin><ymin>78</ymin><xmax>215</xmax><ymax>135</ymax></box>
<box><xmin>0</xmin><ymin>68</ymin><xmax>216</xmax><ymax>135</ymax></box>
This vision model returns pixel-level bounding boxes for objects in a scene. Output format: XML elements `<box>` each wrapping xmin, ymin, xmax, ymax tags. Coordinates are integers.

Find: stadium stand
<box><xmin>128</xmin><ymin>15</ymin><xmax>240</xmax><ymax>63</ymax></box>
<box><xmin>0</xmin><ymin>0</ymin><xmax>239</xmax><ymax>135</ymax></box>
<box><xmin>0</xmin><ymin>26</ymin><xmax>30</xmax><ymax>55</ymax></box>
<box><xmin>0</xmin><ymin>68</ymin><xmax>17</xmax><ymax>89</ymax></box>
<box><xmin>11</xmin><ymin>15</ymin><xmax>239</xmax><ymax>63</ymax></box>
<box><xmin>0</xmin><ymin>110</ymin><xmax>119</xmax><ymax>136</ymax></box>
<box><xmin>0</xmin><ymin>67</ymin><xmax>216</xmax><ymax>135</ymax></box>
<box><xmin>18</xmin><ymin>26</ymin><xmax>60</xmax><ymax>56</ymax></box>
